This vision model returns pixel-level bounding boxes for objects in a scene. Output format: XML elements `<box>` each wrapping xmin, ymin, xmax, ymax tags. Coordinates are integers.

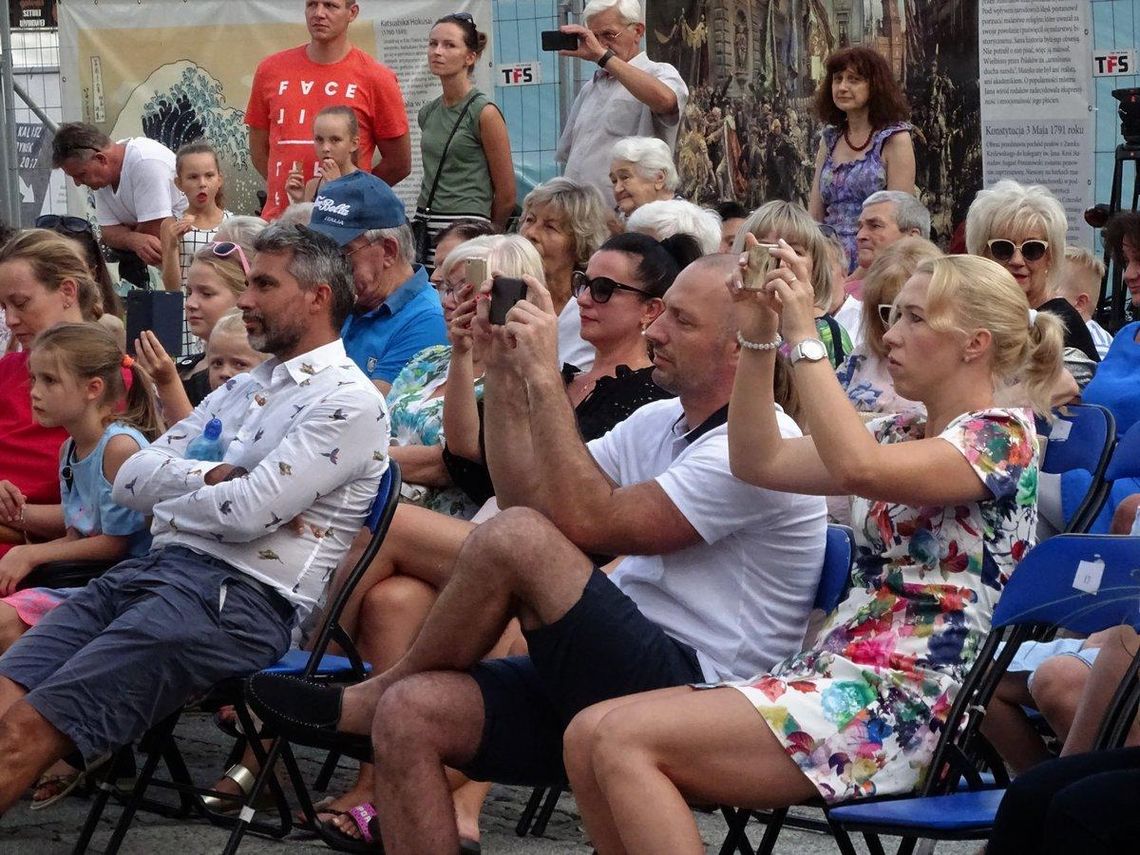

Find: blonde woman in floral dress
<box><xmin>561</xmin><ymin>252</ymin><xmax>1064</xmax><ymax>854</ymax></box>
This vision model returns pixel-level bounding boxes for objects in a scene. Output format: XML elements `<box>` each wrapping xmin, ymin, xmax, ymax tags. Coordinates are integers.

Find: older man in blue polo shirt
<box><xmin>309</xmin><ymin>171</ymin><xmax>447</xmax><ymax>394</ymax></box>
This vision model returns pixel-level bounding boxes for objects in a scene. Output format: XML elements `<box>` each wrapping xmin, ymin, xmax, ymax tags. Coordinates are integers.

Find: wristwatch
<box><xmin>597</xmin><ymin>49</ymin><xmax>616</xmax><ymax>68</ymax></box>
<box><xmin>788</xmin><ymin>338</ymin><xmax>828</xmax><ymax>365</ymax></box>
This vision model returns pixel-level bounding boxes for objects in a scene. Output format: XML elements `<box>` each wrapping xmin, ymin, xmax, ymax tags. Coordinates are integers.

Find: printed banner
<box><xmin>980</xmin><ymin>0</ymin><xmax>1093</xmax><ymax>247</ymax></box>
<box><xmin>57</xmin><ymin>0</ymin><xmax>493</xmax><ymax>214</ymax></box>
<box><xmin>647</xmin><ymin>1</ymin><xmax>982</xmax><ymax>246</ymax></box>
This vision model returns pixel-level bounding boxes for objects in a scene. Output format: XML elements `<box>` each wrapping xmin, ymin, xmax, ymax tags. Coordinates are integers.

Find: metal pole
<box><xmin>0</xmin><ymin>12</ymin><xmax>19</xmax><ymax>225</ymax></box>
<box><xmin>558</xmin><ymin>0</ymin><xmax>580</xmax><ymax>131</ymax></box>
<box><xmin>13</xmin><ymin>79</ymin><xmax>57</xmax><ymax>132</ymax></box>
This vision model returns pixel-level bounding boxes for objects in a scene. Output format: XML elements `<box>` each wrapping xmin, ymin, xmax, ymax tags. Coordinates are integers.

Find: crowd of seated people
<box><xmin>2</xmin><ymin>5</ymin><xmax>1140</xmax><ymax>853</ymax></box>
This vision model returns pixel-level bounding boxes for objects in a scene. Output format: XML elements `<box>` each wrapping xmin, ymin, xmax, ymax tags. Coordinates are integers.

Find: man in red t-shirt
<box><xmin>246</xmin><ymin>0</ymin><xmax>412</xmax><ymax>220</ymax></box>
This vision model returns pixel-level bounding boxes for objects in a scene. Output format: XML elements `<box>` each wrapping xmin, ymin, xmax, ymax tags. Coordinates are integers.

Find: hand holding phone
<box><xmin>741</xmin><ymin>243</ymin><xmax>780</xmax><ymax>291</ymax></box>
<box><xmin>489</xmin><ymin>276</ymin><xmax>528</xmax><ymax>325</ymax></box>
<box><xmin>541</xmin><ymin>30</ymin><xmax>580</xmax><ymax>52</ymax></box>
<box><xmin>465</xmin><ymin>257</ymin><xmax>489</xmax><ymax>289</ymax></box>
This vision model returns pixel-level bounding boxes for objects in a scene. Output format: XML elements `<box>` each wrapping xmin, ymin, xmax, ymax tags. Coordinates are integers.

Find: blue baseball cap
<box><xmin>308</xmin><ymin>171</ymin><xmax>408</xmax><ymax>246</ymax></box>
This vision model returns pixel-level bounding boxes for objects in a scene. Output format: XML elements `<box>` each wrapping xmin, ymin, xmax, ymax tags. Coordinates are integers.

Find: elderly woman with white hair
<box><xmin>626</xmin><ymin>198</ymin><xmax>721</xmax><ymax>255</ymax></box>
<box><xmin>965</xmin><ymin>179</ymin><xmax>1101</xmax><ymax>371</ymax></box>
<box><xmin>609</xmin><ymin>136</ymin><xmax>681</xmax><ymax>216</ymax></box>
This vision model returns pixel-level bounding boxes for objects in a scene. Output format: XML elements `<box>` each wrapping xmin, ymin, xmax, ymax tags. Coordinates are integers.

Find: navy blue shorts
<box><xmin>0</xmin><ymin>546</ymin><xmax>293</xmax><ymax>762</ymax></box>
<box><xmin>459</xmin><ymin>568</ymin><xmax>702</xmax><ymax>786</ymax></box>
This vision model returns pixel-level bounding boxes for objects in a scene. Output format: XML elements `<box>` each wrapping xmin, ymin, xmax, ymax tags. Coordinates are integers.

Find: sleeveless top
<box><xmin>416</xmin><ymin>89</ymin><xmax>497</xmax><ymax>217</ymax></box>
<box><xmin>819</xmin><ymin>122</ymin><xmax>910</xmax><ymax>272</ymax></box>
<box><xmin>61</xmin><ymin>421</ymin><xmax>152</xmax><ymax>557</ymax></box>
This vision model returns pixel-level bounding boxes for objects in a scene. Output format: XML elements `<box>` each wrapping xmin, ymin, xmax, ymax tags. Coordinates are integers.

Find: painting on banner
<box><xmin>647</xmin><ymin>0</ymin><xmax>981</xmax><ymax>246</ymax></box>
<box><xmin>57</xmin><ymin>0</ymin><xmax>492</xmax><ymax>216</ymax></box>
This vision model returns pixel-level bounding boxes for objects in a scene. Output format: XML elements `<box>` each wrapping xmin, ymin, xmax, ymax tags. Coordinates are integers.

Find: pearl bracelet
<box><xmin>736</xmin><ymin>331</ymin><xmax>783</xmax><ymax>351</ymax></box>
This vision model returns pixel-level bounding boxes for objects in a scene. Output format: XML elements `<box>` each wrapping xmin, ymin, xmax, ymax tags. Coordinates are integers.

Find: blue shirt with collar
<box><xmin>341</xmin><ymin>264</ymin><xmax>447</xmax><ymax>383</ymax></box>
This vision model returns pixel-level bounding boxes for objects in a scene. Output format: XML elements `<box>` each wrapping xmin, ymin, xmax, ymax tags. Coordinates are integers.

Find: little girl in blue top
<box><xmin>0</xmin><ymin>323</ymin><xmax>163</xmax><ymax>645</ymax></box>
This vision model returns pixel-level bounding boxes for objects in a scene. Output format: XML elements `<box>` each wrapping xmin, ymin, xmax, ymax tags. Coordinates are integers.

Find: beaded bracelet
<box><xmin>736</xmin><ymin>331</ymin><xmax>783</xmax><ymax>351</ymax></box>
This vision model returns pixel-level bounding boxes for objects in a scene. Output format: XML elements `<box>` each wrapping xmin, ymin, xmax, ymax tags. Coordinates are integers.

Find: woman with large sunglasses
<box><xmin>414</xmin><ymin>12</ymin><xmax>516</xmax><ymax>265</ymax></box>
<box><xmin>965</xmin><ymin>180</ymin><xmax>1101</xmax><ymax>379</ymax></box>
<box><xmin>133</xmin><ymin>241</ymin><xmax>249</xmax><ymax>421</ymax></box>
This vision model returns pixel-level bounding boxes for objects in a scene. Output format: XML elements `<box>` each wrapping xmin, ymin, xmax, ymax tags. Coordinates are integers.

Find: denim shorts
<box><xmin>1005</xmin><ymin>638</ymin><xmax>1100</xmax><ymax>692</ymax></box>
<box><xmin>458</xmin><ymin>568</ymin><xmax>703</xmax><ymax>787</ymax></box>
<box><xmin>0</xmin><ymin>546</ymin><xmax>292</xmax><ymax>762</ymax></box>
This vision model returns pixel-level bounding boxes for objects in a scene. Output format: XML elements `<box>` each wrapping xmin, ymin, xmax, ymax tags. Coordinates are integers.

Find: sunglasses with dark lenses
<box><xmin>35</xmin><ymin>214</ymin><xmax>93</xmax><ymax>235</ymax></box>
<box><xmin>443</xmin><ymin>11</ymin><xmax>476</xmax><ymax>27</ymax></box>
<box><xmin>987</xmin><ymin>238</ymin><xmax>1049</xmax><ymax>263</ymax></box>
<box><xmin>877</xmin><ymin>303</ymin><xmax>898</xmax><ymax>326</ymax></box>
<box><xmin>571</xmin><ymin>270</ymin><xmax>648</xmax><ymax>303</ymax></box>
<box><xmin>208</xmin><ymin>241</ymin><xmax>251</xmax><ymax>276</ymax></box>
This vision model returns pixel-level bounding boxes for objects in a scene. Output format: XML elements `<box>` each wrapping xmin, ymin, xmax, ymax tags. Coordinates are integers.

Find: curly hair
<box><xmin>813</xmin><ymin>47</ymin><xmax>910</xmax><ymax>128</ymax></box>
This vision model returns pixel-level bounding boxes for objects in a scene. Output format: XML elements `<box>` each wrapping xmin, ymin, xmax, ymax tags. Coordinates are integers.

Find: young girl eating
<box><xmin>285</xmin><ymin>105</ymin><xmax>361</xmax><ymax>205</ymax></box>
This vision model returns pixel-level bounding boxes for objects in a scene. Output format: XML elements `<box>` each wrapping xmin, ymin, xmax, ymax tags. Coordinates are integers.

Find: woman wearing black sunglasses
<box><xmin>966</xmin><ymin>179</ymin><xmax>1101</xmax><ymax>375</ymax></box>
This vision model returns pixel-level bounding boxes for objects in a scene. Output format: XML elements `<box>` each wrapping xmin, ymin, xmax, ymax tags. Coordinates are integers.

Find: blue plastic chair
<box><xmin>717</xmin><ymin>524</ymin><xmax>857</xmax><ymax>855</ymax></box>
<box><xmin>74</xmin><ymin>462</ymin><xmax>402</xmax><ymax>855</ymax></box>
<box><xmin>1036</xmin><ymin>403</ymin><xmax>1116</xmax><ymax>532</ymax></box>
<box><xmin>1068</xmin><ymin>418</ymin><xmax>1140</xmax><ymax>534</ymax></box>
<box><xmin>825</xmin><ymin>534</ymin><xmax>1140</xmax><ymax>854</ymax></box>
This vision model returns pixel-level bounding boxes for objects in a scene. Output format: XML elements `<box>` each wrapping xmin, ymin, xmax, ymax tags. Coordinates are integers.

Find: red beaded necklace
<box><xmin>843</xmin><ymin>125</ymin><xmax>873</xmax><ymax>152</ymax></box>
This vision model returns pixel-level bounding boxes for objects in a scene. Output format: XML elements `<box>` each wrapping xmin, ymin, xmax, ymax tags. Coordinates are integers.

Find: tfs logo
<box><xmin>1094</xmin><ymin>52</ymin><xmax>1133</xmax><ymax>76</ymax></box>
<box><xmin>498</xmin><ymin>63</ymin><xmax>541</xmax><ymax>86</ymax></box>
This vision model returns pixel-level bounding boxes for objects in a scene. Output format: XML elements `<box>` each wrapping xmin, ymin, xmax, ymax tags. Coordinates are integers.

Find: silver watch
<box><xmin>788</xmin><ymin>338</ymin><xmax>828</xmax><ymax>365</ymax></box>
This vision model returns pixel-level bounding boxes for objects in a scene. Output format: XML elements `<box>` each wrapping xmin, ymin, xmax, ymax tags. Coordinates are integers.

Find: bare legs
<box><xmin>564</xmin><ymin>686</ymin><xmax>818</xmax><ymax>855</ymax></box>
<box><xmin>0</xmin><ymin>677</ymin><xmax>74</xmax><ymax>814</ymax></box>
<box><xmin>1061</xmin><ymin>626</ymin><xmax>1140</xmax><ymax>756</ymax></box>
<box><xmin>0</xmin><ymin>602</ymin><xmax>29</xmax><ymax>654</ymax></box>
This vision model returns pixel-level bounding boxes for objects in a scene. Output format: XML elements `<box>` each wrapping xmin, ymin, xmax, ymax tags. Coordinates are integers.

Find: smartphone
<box><xmin>741</xmin><ymin>243</ymin><xmax>780</xmax><ymax>291</ymax></box>
<box><xmin>465</xmin><ymin>257</ymin><xmax>488</xmax><ymax>289</ymax></box>
<box><xmin>489</xmin><ymin>277</ymin><xmax>527</xmax><ymax>325</ymax></box>
<box><xmin>541</xmin><ymin>30</ymin><xmax>579</xmax><ymax>51</ymax></box>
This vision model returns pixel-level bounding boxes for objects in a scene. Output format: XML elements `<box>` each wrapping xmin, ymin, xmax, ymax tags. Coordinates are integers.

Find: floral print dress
<box><xmin>819</xmin><ymin>122</ymin><xmax>910</xmax><ymax>273</ymax></box>
<box><xmin>734</xmin><ymin>408</ymin><xmax>1038</xmax><ymax>803</ymax></box>
<box><xmin>386</xmin><ymin>345</ymin><xmax>484</xmax><ymax>519</ymax></box>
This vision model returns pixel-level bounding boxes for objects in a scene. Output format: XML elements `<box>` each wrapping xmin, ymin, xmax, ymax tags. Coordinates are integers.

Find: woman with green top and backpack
<box><xmin>413</xmin><ymin>12</ymin><xmax>516</xmax><ymax>268</ymax></box>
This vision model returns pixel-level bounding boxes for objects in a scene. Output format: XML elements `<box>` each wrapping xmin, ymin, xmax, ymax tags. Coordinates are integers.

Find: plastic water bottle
<box><xmin>186</xmin><ymin>418</ymin><xmax>225</xmax><ymax>462</ymax></box>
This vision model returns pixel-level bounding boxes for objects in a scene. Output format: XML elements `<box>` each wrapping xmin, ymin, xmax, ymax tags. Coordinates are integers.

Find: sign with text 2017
<box><xmin>498</xmin><ymin>62</ymin><xmax>541</xmax><ymax>86</ymax></box>
<box><xmin>1093</xmin><ymin>51</ymin><xmax>1136</xmax><ymax>77</ymax></box>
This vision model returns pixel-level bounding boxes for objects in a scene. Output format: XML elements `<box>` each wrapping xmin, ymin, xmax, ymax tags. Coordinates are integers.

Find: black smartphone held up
<box><xmin>489</xmin><ymin>276</ymin><xmax>528</xmax><ymax>325</ymax></box>
<box><xmin>541</xmin><ymin>29</ymin><xmax>579</xmax><ymax>52</ymax></box>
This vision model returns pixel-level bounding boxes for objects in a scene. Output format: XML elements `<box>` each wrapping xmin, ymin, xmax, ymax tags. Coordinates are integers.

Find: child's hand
<box><xmin>0</xmin><ymin>545</ymin><xmax>38</xmax><ymax>597</ymax></box>
<box><xmin>135</xmin><ymin>331</ymin><xmax>178</xmax><ymax>386</ymax></box>
<box><xmin>0</xmin><ymin>480</ymin><xmax>26</xmax><ymax>525</ymax></box>
<box><xmin>285</xmin><ymin>168</ymin><xmax>306</xmax><ymax>204</ymax></box>
<box><xmin>160</xmin><ymin>215</ymin><xmax>195</xmax><ymax>250</ymax></box>
<box><xmin>317</xmin><ymin>157</ymin><xmax>344</xmax><ymax>182</ymax></box>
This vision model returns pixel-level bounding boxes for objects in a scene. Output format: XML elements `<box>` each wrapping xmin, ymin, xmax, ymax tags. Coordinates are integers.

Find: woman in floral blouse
<box><xmin>562</xmin><ymin>253</ymin><xmax>1065</xmax><ymax>854</ymax></box>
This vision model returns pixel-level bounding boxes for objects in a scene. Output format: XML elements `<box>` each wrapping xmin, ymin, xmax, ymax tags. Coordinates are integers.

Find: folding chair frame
<box><xmin>70</xmin><ymin>462</ymin><xmax>401</xmax><ymax>855</ymax></box>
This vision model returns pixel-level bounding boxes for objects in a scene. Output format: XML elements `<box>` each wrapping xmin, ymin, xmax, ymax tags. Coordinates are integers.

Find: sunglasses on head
<box><xmin>987</xmin><ymin>238</ymin><xmax>1049</xmax><ymax>263</ymax></box>
<box><xmin>572</xmin><ymin>270</ymin><xmax>648</xmax><ymax>303</ymax></box>
<box><xmin>35</xmin><ymin>214</ymin><xmax>93</xmax><ymax>235</ymax></box>
<box><xmin>208</xmin><ymin>241</ymin><xmax>250</xmax><ymax>276</ymax></box>
<box><xmin>443</xmin><ymin>11</ymin><xmax>476</xmax><ymax>28</ymax></box>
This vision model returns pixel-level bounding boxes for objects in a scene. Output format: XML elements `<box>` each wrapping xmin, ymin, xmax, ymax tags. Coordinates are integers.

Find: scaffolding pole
<box><xmin>0</xmin><ymin>12</ymin><xmax>19</xmax><ymax>225</ymax></box>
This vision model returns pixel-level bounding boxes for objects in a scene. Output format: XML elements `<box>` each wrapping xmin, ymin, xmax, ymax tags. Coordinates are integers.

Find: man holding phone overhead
<box><xmin>552</xmin><ymin>0</ymin><xmax>688</xmax><ymax>207</ymax></box>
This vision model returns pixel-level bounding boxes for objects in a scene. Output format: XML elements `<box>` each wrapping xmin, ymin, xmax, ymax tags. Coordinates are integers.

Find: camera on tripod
<box><xmin>1113</xmin><ymin>88</ymin><xmax>1140</xmax><ymax>147</ymax></box>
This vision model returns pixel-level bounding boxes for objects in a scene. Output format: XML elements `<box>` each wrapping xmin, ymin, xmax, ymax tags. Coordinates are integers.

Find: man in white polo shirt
<box><xmin>52</xmin><ymin>122</ymin><xmax>187</xmax><ymax>284</ymax></box>
<box><xmin>554</xmin><ymin>0</ymin><xmax>688</xmax><ymax>206</ymax></box>
<box><xmin>248</xmin><ymin>253</ymin><xmax>826</xmax><ymax>852</ymax></box>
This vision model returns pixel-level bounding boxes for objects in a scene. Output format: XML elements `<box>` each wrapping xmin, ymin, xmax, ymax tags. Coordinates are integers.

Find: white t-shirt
<box><xmin>94</xmin><ymin>138</ymin><xmax>188</xmax><ymax>227</ymax></box>
<box><xmin>587</xmin><ymin>399</ymin><xmax>827</xmax><ymax>682</ymax></box>
<box><xmin>835</xmin><ymin>295</ymin><xmax>864</xmax><ymax>350</ymax></box>
<box><xmin>557</xmin><ymin>299</ymin><xmax>594</xmax><ymax>372</ymax></box>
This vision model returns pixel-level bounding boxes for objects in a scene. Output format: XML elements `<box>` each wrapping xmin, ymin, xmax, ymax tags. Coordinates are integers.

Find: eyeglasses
<box><xmin>591</xmin><ymin>23</ymin><xmax>635</xmax><ymax>42</ymax></box>
<box><xmin>442</xmin><ymin>11</ymin><xmax>475</xmax><ymax>28</ymax></box>
<box><xmin>35</xmin><ymin>214</ymin><xmax>93</xmax><ymax>234</ymax></box>
<box><xmin>572</xmin><ymin>270</ymin><xmax>648</xmax><ymax>303</ymax></box>
<box><xmin>987</xmin><ymin>238</ymin><xmax>1049</xmax><ymax>263</ymax></box>
<box><xmin>877</xmin><ymin>303</ymin><xmax>898</xmax><ymax>326</ymax></box>
<box><xmin>208</xmin><ymin>241</ymin><xmax>250</xmax><ymax>276</ymax></box>
<box><xmin>818</xmin><ymin>223</ymin><xmax>838</xmax><ymax>239</ymax></box>
<box><xmin>436</xmin><ymin>278</ymin><xmax>467</xmax><ymax>297</ymax></box>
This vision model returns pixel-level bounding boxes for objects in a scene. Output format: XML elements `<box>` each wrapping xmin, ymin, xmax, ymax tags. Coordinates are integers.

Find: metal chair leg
<box><xmin>516</xmin><ymin>786</ymin><xmax>546</xmax><ymax>836</ymax></box>
<box><xmin>531</xmin><ymin>785</ymin><xmax>563</xmax><ymax>837</ymax></box>
<box><xmin>71</xmin><ymin>749</ymin><xmax>128</xmax><ymax>855</ymax></box>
